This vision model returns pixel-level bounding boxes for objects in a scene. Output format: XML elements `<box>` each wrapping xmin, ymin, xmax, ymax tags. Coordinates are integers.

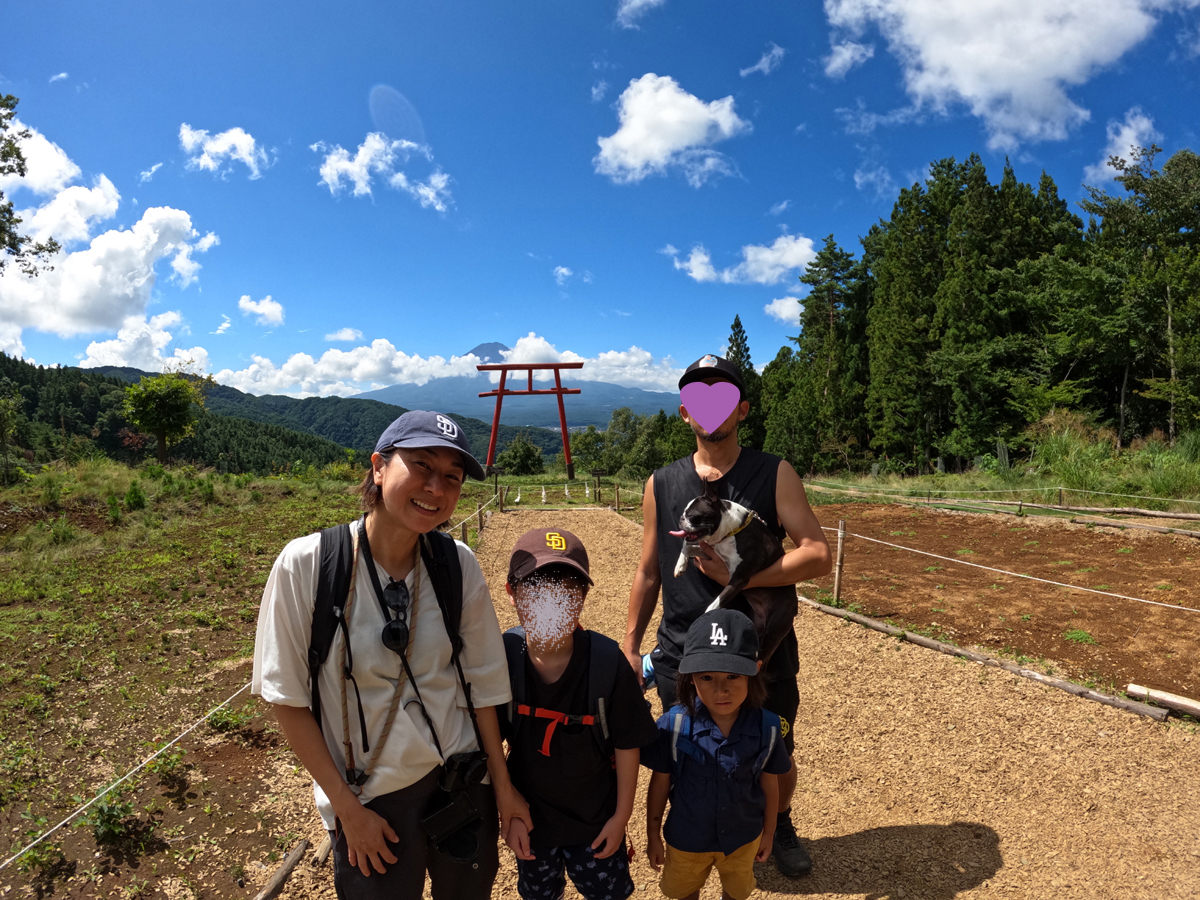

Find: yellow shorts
<box><xmin>659</xmin><ymin>835</ymin><xmax>761</xmax><ymax>900</ymax></box>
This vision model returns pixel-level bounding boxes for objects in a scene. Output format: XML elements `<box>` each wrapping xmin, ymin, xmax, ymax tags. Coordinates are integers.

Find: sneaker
<box><xmin>772</xmin><ymin>812</ymin><xmax>812</xmax><ymax>877</ymax></box>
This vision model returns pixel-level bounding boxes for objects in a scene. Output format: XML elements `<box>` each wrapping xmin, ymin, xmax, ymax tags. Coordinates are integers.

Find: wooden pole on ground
<box><xmin>253</xmin><ymin>838</ymin><xmax>310</xmax><ymax>900</ymax></box>
<box><xmin>313</xmin><ymin>834</ymin><xmax>332</xmax><ymax>866</ymax></box>
<box><xmin>797</xmin><ymin>595</ymin><xmax>1168</xmax><ymax>721</ymax></box>
<box><xmin>476</xmin><ymin>502</ymin><xmax>483</xmax><ymax>533</ymax></box>
<box><xmin>833</xmin><ymin>519</ymin><xmax>846</xmax><ymax>603</ymax></box>
<box><xmin>615</xmin><ymin>483</ymin><xmax>620</xmax><ymax>510</ymax></box>
<box><xmin>461</xmin><ymin>521</ymin><xmax>468</xmax><ymax>544</ymax></box>
<box><xmin>1126</xmin><ymin>684</ymin><xmax>1200</xmax><ymax>719</ymax></box>
<box><xmin>1059</xmin><ymin>487</ymin><xmax>1064</xmax><ymax>507</ymax></box>
<box><xmin>1069</xmin><ymin>517</ymin><xmax>1200</xmax><ymax>539</ymax></box>
<box><xmin>499</xmin><ymin>486</ymin><xmax>505</xmax><ymax>513</ymax></box>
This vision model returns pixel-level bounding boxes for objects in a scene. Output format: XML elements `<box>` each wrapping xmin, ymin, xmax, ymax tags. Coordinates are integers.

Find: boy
<box><xmin>501</xmin><ymin>528</ymin><xmax>659</xmax><ymax>900</ymax></box>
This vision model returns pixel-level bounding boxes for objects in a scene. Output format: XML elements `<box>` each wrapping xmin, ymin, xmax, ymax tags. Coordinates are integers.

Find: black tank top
<box><xmin>652</xmin><ymin>448</ymin><xmax>799</xmax><ymax>677</ymax></box>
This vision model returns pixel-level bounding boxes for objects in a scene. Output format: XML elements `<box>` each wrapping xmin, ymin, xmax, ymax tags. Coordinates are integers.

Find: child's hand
<box><xmin>755</xmin><ymin>830</ymin><xmax>774</xmax><ymax>863</ymax></box>
<box><xmin>495</xmin><ymin>783</ymin><xmax>533</xmax><ymax>843</ymax></box>
<box><xmin>590</xmin><ymin>814</ymin><xmax>628</xmax><ymax>859</ymax></box>
<box><xmin>505</xmin><ymin>817</ymin><xmax>536</xmax><ymax>861</ymax></box>
<box><xmin>646</xmin><ymin>832</ymin><xmax>665</xmax><ymax>871</ymax></box>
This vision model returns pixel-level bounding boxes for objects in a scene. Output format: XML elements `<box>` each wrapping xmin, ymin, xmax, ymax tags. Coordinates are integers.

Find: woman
<box><xmin>253</xmin><ymin>410</ymin><xmax>527</xmax><ymax>899</ymax></box>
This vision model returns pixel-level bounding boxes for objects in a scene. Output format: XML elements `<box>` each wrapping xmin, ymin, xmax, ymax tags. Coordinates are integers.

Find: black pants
<box><xmin>332</xmin><ymin>768</ymin><xmax>499</xmax><ymax>900</ymax></box>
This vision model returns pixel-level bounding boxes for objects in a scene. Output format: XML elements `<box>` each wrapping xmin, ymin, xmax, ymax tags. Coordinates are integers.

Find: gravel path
<box><xmin>276</xmin><ymin>508</ymin><xmax>1200</xmax><ymax>900</ymax></box>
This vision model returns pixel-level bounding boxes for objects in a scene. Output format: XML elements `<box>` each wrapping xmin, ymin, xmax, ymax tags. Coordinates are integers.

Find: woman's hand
<box><xmin>505</xmin><ymin>816</ymin><xmax>536</xmax><ymax>861</ymax></box>
<box><xmin>646</xmin><ymin>832</ymin><xmax>666</xmax><ymax>871</ymax></box>
<box><xmin>336</xmin><ymin>800</ymin><xmax>400</xmax><ymax>876</ymax></box>
<box><xmin>692</xmin><ymin>542</ymin><xmax>730</xmax><ymax>585</ymax></box>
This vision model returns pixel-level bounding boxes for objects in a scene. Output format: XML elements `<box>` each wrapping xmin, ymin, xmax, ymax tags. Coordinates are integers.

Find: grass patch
<box><xmin>1063</xmin><ymin>628</ymin><xmax>1098</xmax><ymax>645</ymax></box>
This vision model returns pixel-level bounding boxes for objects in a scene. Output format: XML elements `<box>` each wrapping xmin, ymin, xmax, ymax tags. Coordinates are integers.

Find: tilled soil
<box><xmin>806</xmin><ymin>503</ymin><xmax>1200</xmax><ymax>696</ymax></box>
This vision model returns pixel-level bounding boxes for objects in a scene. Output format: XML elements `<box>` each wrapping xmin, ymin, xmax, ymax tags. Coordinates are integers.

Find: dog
<box><xmin>670</xmin><ymin>478</ymin><xmax>797</xmax><ymax>666</ymax></box>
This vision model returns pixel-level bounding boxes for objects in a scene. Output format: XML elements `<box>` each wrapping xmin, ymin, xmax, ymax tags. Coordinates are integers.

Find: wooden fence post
<box><xmin>499</xmin><ymin>486</ymin><xmax>505</xmax><ymax>513</ymax></box>
<box><xmin>476</xmin><ymin>502</ymin><xmax>483</xmax><ymax>533</ymax></box>
<box><xmin>615</xmin><ymin>484</ymin><xmax>620</xmax><ymax>510</ymax></box>
<box><xmin>461</xmin><ymin>521</ymin><xmax>468</xmax><ymax>544</ymax></box>
<box><xmin>1058</xmin><ymin>488</ymin><xmax>1064</xmax><ymax>508</ymax></box>
<box><xmin>832</xmin><ymin>519</ymin><xmax>847</xmax><ymax>604</ymax></box>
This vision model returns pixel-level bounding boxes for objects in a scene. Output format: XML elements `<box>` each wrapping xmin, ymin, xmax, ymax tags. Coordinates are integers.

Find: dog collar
<box><xmin>726</xmin><ymin>511</ymin><xmax>760</xmax><ymax>537</ymax></box>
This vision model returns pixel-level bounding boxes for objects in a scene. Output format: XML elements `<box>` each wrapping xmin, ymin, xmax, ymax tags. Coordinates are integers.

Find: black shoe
<box><xmin>772</xmin><ymin>812</ymin><xmax>812</xmax><ymax>877</ymax></box>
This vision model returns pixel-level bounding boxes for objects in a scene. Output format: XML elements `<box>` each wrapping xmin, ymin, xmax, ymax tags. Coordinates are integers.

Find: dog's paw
<box><xmin>673</xmin><ymin>555</ymin><xmax>688</xmax><ymax>578</ymax></box>
<box><xmin>704</xmin><ymin>598</ymin><xmax>720</xmax><ymax>613</ymax></box>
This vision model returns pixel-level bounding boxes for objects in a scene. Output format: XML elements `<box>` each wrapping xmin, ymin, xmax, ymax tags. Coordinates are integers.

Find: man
<box><xmin>624</xmin><ymin>353</ymin><xmax>832</xmax><ymax>878</ymax></box>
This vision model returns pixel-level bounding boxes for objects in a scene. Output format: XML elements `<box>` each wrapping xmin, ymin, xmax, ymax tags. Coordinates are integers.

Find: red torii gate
<box><xmin>478</xmin><ymin>362</ymin><xmax>582</xmax><ymax>480</ymax></box>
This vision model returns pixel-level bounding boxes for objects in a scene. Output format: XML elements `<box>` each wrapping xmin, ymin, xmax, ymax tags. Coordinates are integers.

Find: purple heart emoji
<box><xmin>681</xmin><ymin>382</ymin><xmax>741</xmax><ymax>433</ymax></box>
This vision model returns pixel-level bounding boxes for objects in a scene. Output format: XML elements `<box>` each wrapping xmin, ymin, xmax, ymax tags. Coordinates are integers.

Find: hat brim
<box><xmin>387</xmin><ymin>437</ymin><xmax>487</xmax><ymax>481</ymax></box>
<box><xmin>677</xmin><ymin>369</ymin><xmax>745</xmax><ymax>393</ymax></box>
<box><xmin>510</xmin><ymin>556</ymin><xmax>594</xmax><ymax>586</ymax></box>
<box><xmin>678</xmin><ymin>650</ymin><xmax>759</xmax><ymax>677</ymax></box>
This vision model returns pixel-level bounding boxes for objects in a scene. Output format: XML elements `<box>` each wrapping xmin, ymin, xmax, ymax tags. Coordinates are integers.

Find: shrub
<box><xmin>78</xmin><ymin>790</ymin><xmax>136</xmax><ymax>844</ymax></box>
<box><xmin>197</xmin><ymin>478</ymin><xmax>216</xmax><ymax>504</ymax></box>
<box><xmin>49</xmin><ymin>515</ymin><xmax>76</xmax><ymax>545</ymax></box>
<box><xmin>39</xmin><ymin>473</ymin><xmax>61</xmax><ymax>509</ymax></box>
<box><xmin>125</xmin><ymin>480</ymin><xmax>146</xmax><ymax>511</ymax></box>
<box><xmin>208</xmin><ymin>702</ymin><xmax>255</xmax><ymax>733</ymax></box>
<box><xmin>105</xmin><ymin>493</ymin><xmax>122</xmax><ymax>525</ymax></box>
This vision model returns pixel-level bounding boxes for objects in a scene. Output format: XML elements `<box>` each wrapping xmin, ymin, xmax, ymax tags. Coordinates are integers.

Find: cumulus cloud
<box><xmin>17</xmin><ymin>175</ymin><xmax>120</xmax><ymax>245</ymax></box>
<box><xmin>311</xmin><ymin>132</ymin><xmax>452</xmax><ymax>211</ymax></box>
<box><xmin>497</xmin><ymin>333</ymin><xmax>681</xmax><ymax>391</ymax></box>
<box><xmin>616</xmin><ymin>0</ymin><xmax>667</xmax><ymax>28</ymax></box>
<box><xmin>79</xmin><ymin>311</ymin><xmax>210</xmax><ymax>372</ymax></box>
<box><xmin>212</xmin><ymin>315</ymin><xmax>232</xmax><ymax>335</ymax></box>
<box><xmin>824</xmin><ymin>40</ymin><xmax>874</xmax><ymax>78</ymax></box>
<box><xmin>179</xmin><ymin>124</ymin><xmax>270</xmax><ymax>178</ymax></box>
<box><xmin>740</xmin><ymin>43</ymin><xmax>786</xmax><ymax>77</ymax></box>
<box><xmin>170</xmin><ymin>231</ymin><xmax>219</xmax><ymax>287</ymax></box>
<box><xmin>238</xmin><ymin>294</ymin><xmax>284</xmax><ymax>326</ymax></box>
<box><xmin>592</xmin><ymin>80</ymin><xmax>609</xmax><ymax>102</ymax></box>
<box><xmin>764</xmin><ymin>297</ymin><xmax>804</xmax><ymax>326</ymax></box>
<box><xmin>139</xmin><ymin>163</ymin><xmax>162</xmax><ymax>183</ymax></box>
<box><xmin>667</xmin><ymin>234</ymin><xmax>816</xmax><ymax>285</ymax></box>
<box><xmin>0</xmin><ymin>120</ymin><xmax>81</xmax><ymax>196</ymax></box>
<box><xmin>326</xmin><ymin>327</ymin><xmax>363</xmax><ymax>342</ymax></box>
<box><xmin>1083</xmin><ymin>107</ymin><xmax>1162</xmax><ymax>183</ymax></box>
<box><xmin>49</xmin><ymin>72</ymin><xmax>68</xmax><ymax>83</ymax></box>
<box><xmin>769</xmin><ymin>199</ymin><xmax>790</xmax><ymax>215</ymax></box>
<box><xmin>553</xmin><ymin>266</ymin><xmax>573</xmax><ymax>286</ymax></box>
<box><xmin>823</xmin><ymin>0</ymin><xmax>1195</xmax><ymax>150</ymax></box>
<box><xmin>594</xmin><ymin>74</ymin><xmax>751</xmax><ymax>188</ymax></box>
<box><xmin>854</xmin><ymin>164</ymin><xmax>897</xmax><ymax>199</ymax></box>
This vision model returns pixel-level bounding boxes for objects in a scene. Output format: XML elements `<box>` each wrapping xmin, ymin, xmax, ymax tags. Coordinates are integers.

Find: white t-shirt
<box><xmin>252</xmin><ymin>520</ymin><xmax>510</xmax><ymax>828</ymax></box>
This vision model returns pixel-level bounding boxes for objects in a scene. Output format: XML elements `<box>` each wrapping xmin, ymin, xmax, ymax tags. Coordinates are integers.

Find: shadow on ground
<box><xmin>756</xmin><ymin>823</ymin><xmax>1002</xmax><ymax>899</ymax></box>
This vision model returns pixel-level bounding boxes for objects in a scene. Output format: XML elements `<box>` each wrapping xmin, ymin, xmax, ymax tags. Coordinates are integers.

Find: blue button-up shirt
<box><xmin>642</xmin><ymin>704</ymin><xmax>791</xmax><ymax>854</ymax></box>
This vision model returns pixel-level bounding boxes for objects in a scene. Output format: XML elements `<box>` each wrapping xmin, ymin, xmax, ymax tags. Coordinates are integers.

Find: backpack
<box><xmin>667</xmin><ymin>706</ymin><xmax>779</xmax><ymax>780</ymax></box>
<box><xmin>306</xmin><ymin>522</ymin><xmax>463</xmax><ymax>740</ymax></box>
<box><xmin>501</xmin><ymin>626</ymin><xmax>624</xmax><ymax>760</ymax></box>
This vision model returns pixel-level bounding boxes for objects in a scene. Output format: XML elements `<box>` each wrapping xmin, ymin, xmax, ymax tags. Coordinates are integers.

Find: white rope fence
<box><xmin>821</xmin><ymin>527</ymin><xmax>1200</xmax><ymax>615</ymax></box>
<box><xmin>445</xmin><ymin>493</ymin><xmax>498</xmax><ymax>533</ymax></box>
<box><xmin>0</xmin><ymin>683</ymin><xmax>253</xmax><ymax>872</ymax></box>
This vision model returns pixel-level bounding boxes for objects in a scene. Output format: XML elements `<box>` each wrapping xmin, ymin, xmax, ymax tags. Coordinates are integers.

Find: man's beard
<box><xmin>691</xmin><ymin>421</ymin><xmax>733</xmax><ymax>443</ymax></box>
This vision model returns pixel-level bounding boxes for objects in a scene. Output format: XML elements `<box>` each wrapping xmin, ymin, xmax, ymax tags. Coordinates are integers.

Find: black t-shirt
<box><xmin>652</xmin><ymin>448</ymin><xmax>800</xmax><ymax>679</ymax></box>
<box><xmin>504</xmin><ymin>629</ymin><xmax>658</xmax><ymax>850</ymax></box>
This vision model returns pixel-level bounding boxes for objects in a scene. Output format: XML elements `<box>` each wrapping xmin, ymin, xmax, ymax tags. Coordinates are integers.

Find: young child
<box><xmin>500</xmin><ymin>528</ymin><xmax>659</xmax><ymax>900</ymax></box>
<box><xmin>642</xmin><ymin>608</ymin><xmax>792</xmax><ymax>900</ymax></box>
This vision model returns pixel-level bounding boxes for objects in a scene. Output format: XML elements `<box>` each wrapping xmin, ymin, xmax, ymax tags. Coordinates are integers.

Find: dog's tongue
<box><xmin>668</xmin><ymin>530</ymin><xmax>686</xmax><ymax>537</ymax></box>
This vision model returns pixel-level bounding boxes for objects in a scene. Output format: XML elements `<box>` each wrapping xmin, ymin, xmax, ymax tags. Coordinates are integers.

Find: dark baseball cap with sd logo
<box><xmin>373</xmin><ymin>410</ymin><xmax>486</xmax><ymax>481</ymax></box>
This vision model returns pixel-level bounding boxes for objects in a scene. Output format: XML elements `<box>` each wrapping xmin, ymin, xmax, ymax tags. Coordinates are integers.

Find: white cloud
<box><xmin>616</xmin><ymin>0</ymin><xmax>667</xmax><ymax>29</ymax></box>
<box><xmin>179</xmin><ymin>124</ymin><xmax>269</xmax><ymax>178</ymax></box>
<box><xmin>824</xmin><ymin>40</ymin><xmax>874</xmax><ymax>78</ymax></box>
<box><xmin>553</xmin><ymin>266</ymin><xmax>573</xmax><ymax>286</ymax></box>
<box><xmin>49</xmin><ymin>72</ymin><xmax>68</xmax><ymax>83</ymax></box>
<box><xmin>79</xmin><ymin>311</ymin><xmax>210</xmax><ymax>373</ymax></box>
<box><xmin>765</xmin><ymin>297</ymin><xmax>804</xmax><ymax>326</ymax></box>
<box><xmin>238</xmin><ymin>295</ymin><xmax>285</xmax><ymax>326</ymax></box>
<box><xmin>17</xmin><ymin>175</ymin><xmax>120</xmax><ymax>245</ymax></box>
<box><xmin>1083</xmin><ymin>107</ymin><xmax>1162</xmax><ymax>183</ymax></box>
<box><xmin>498</xmin><ymin>333</ymin><xmax>681</xmax><ymax>391</ymax></box>
<box><xmin>668</xmin><ymin>233</ymin><xmax>816</xmax><ymax>285</ymax></box>
<box><xmin>169</xmin><ymin>231</ymin><xmax>218</xmax><ymax>288</ymax></box>
<box><xmin>592</xmin><ymin>80</ymin><xmax>609</xmax><ymax>102</ymax></box>
<box><xmin>740</xmin><ymin>43</ymin><xmax>786</xmax><ymax>77</ymax></box>
<box><xmin>326</xmin><ymin>327</ymin><xmax>363</xmax><ymax>342</ymax></box>
<box><xmin>312</xmin><ymin>132</ymin><xmax>452</xmax><ymax>211</ymax></box>
<box><xmin>0</xmin><ymin>205</ymin><xmax>211</xmax><ymax>338</ymax></box>
<box><xmin>139</xmin><ymin>163</ymin><xmax>162</xmax><ymax>183</ymax></box>
<box><xmin>0</xmin><ymin>120</ymin><xmax>81</xmax><ymax>196</ymax></box>
<box><xmin>594</xmin><ymin>74</ymin><xmax>751</xmax><ymax>188</ymax></box>
<box><xmin>769</xmin><ymin>199</ymin><xmax>790</xmax><ymax>216</ymax></box>
<box><xmin>212</xmin><ymin>315</ymin><xmax>232</xmax><ymax>335</ymax></box>
<box><xmin>823</xmin><ymin>0</ymin><xmax>1197</xmax><ymax>150</ymax></box>
<box><xmin>854</xmin><ymin>164</ymin><xmax>897</xmax><ymax>199</ymax></box>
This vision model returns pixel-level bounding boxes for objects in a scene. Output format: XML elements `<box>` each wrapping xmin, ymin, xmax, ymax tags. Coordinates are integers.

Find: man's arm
<box><xmin>623</xmin><ymin>474</ymin><xmax>661</xmax><ymax>681</ymax></box>
<box><xmin>693</xmin><ymin>460</ymin><xmax>831</xmax><ymax>588</ymax></box>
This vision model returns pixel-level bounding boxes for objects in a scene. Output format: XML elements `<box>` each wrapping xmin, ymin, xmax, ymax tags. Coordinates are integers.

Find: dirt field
<box><xmin>806</xmin><ymin>503</ymin><xmax>1200</xmax><ymax>697</ymax></box>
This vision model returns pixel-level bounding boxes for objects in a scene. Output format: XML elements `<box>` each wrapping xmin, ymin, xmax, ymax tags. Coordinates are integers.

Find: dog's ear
<box><xmin>703</xmin><ymin>477</ymin><xmax>718</xmax><ymax>501</ymax></box>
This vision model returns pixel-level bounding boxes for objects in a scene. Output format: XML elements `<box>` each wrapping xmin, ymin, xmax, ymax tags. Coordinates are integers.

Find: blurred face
<box><xmin>691</xmin><ymin>670</ymin><xmax>750</xmax><ymax>718</ymax></box>
<box><xmin>506</xmin><ymin>568</ymin><xmax>588</xmax><ymax>652</ymax></box>
<box><xmin>680</xmin><ymin>377</ymin><xmax>749</xmax><ymax>444</ymax></box>
<box><xmin>372</xmin><ymin>446</ymin><xmax>465</xmax><ymax>534</ymax></box>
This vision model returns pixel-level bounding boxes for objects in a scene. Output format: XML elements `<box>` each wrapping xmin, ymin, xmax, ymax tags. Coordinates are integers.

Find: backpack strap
<box><xmin>669</xmin><ymin>708</ymin><xmax>688</xmax><ymax>763</ymax></box>
<box><xmin>754</xmin><ymin>709</ymin><xmax>781</xmax><ymax>779</ymax></box>
<box><xmin>586</xmin><ymin>632</ymin><xmax>625</xmax><ymax>755</ymax></box>
<box><xmin>502</xmin><ymin>626</ymin><xmax>528</xmax><ymax>738</ymax></box>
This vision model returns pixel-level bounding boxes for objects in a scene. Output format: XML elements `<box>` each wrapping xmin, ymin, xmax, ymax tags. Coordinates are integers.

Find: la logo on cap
<box><xmin>709</xmin><ymin>623</ymin><xmax>728</xmax><ymax>646</ymax></box>
<box><xmin>436</xmin><ymin>414</ymin><xmax>458</xmax><ymax>438</ymax></box>
<box><xmin>545</xmin><ymin>532</ymin><xmax>566</xmax><ymax>551</ymax></box>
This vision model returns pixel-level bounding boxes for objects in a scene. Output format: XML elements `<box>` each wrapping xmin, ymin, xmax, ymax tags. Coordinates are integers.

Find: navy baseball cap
<box><xmin>678</xmin><ymin>354</ymin><xmax>745</xmax><ymax>393</ymax></box>
<box><xmin>679</xmin><ymin>608</ymin><xmax>760</xmax><ymax>677</ymax></box>
<box><xmin>373</xmin><ymin>411</ymin><xmax>486</xmax><ymax>481</ymax></box>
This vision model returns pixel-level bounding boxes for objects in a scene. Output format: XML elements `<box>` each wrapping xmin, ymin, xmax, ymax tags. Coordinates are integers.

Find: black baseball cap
<box><xmin>678</xmin><ymin>608</ymin><xmax>759</xmax><ymax>676</ymax></box>
<box><xmin>678</xmin><ymin>354</ymin><xmax>745</xmax><ymax>393</ymax></box>
<box><xmin>373</xmin><ymin>410</ymin><xmax>486</xmax><ymax>481</ymax></box>
<box><xmin>507</xmin><ymin>527</ymin><xmax>593</xmax><ymax>585</ymax></box>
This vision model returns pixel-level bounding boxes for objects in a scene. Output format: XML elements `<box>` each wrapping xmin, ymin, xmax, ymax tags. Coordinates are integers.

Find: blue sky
<box><xmin>2</xmin><ymin>0</ymin><xmax>1199</xmax><ymax>395</ymax></box>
